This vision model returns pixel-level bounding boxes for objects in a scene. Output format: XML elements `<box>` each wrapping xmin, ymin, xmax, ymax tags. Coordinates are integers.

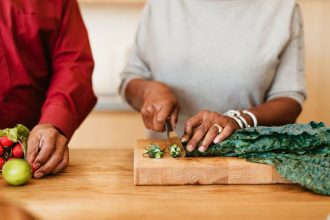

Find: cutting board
<box><xmin>134</xmin><ymin>139</ymin><xmax>291</xmax><ymax>185</ymax></box>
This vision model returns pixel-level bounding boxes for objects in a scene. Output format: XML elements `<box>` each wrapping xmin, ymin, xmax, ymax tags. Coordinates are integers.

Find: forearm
<box><xmin>125</xmin><ymin>79</ymin><xmax>150</xmax><ymax>111</ymax></box>
<box><xmin>242</xmin><ymin>97</ymin><xmax>302</xmax><ymax>126</ymax></box>
<box><xmin>42</xmin><ymin>0</ymin><xmax>96</xmax><ymax>139</ymax></box>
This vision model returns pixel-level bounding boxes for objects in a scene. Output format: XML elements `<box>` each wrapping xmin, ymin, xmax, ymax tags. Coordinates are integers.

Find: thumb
<box><xmin>156</xmin><ymin>105</ymin><xmax>174</xmax><ymax>124</ymax></box>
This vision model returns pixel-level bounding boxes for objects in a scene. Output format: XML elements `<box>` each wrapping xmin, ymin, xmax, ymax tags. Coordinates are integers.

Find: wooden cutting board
<box><xmin>134</xmin><ymin>139</ymin><xmax>291</xmax><ymax>185</ymax></box>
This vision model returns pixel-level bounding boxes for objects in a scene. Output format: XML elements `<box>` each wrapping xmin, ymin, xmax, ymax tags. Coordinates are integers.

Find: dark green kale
<box><xmin>245</xmin><ymin>150</ymin><xmax>330</xmax><ymax>195</ymax></box>
<box><xmin>185</xmin><ymin>122</ymin><xmax>330</xmax><ymax>195</ymax></box>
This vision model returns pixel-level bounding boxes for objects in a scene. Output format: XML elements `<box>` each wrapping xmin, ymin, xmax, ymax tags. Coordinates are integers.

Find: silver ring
<box><xmin>212</xmin><ymin>124</ymin><xmax>223</xmax><ymax>134</ymax></box>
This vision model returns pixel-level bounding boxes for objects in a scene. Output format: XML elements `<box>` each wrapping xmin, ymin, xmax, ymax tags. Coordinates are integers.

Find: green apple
<box><xmin>2</xmin><ymin>159</ymin><xmax>32</xmax><ymax>186</ymax></box>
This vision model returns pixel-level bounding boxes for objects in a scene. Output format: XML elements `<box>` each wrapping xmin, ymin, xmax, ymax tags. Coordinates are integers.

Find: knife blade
<box><xmin>165</xmin><ymin>119</ymin><xmax>186</xmax><ymax>158</ymax></box>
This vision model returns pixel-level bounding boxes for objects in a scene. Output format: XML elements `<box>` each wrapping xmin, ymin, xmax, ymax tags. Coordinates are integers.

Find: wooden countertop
<box><xmin>0</xmin><ymin>149</ymin><xmax>330</xmax><ymax>220</ymax></box>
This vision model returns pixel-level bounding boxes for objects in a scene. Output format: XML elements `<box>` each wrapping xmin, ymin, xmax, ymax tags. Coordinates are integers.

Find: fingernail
<box><xmin>198</xmin><ymin>146</ymin><xmax>206</xmax><ymax>152</ymax></box>
<box><xmin>33</xmin><ymin>163</ymin><xmax>41</xmax><ymax>170</ymax></box>
<box><xmin>34</xmin><ymin>172</ymin><xmax>43</xmax><ymax>179</ymax></box>
<box><xmin>181</xmin><ymin>137</ymin><xmax>187</xmax><ymax>142</ymax></box>
<box><xmin>213</xmin><ymin>138</ymin><xmax>220</xmax><ymax>144</ymax></box>
<box><xmin>186</xmin><ymin>145</ymin><xmax>194</xmax><ymax>152</ymax></box>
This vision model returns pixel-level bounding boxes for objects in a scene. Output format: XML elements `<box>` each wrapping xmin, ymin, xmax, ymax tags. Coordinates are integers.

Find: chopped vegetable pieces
<box><xmin>169</xmin><ymin>144</ymin><xmax>181</xmax><ymax>158</ymax></box>
<box><xmin>144</xmin><ymin>143</ymin><xmax>164</xmax><ymax>159</ymax></box>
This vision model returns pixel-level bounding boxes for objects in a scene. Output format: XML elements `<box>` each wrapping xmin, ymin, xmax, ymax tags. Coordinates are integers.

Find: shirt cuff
<box><xmin>266</xmin><ymin>91</ymin><xmax>306</xmax><ymax>108</ymax></box>
<box><xmin>39</xmin><ymin>104</ymin><xmax>79</xmax><ymax>140</ymax></box>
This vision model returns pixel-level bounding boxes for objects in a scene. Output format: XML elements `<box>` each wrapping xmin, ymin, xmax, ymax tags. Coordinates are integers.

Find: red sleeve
<box><xmin>39</xmin><ymin>0</ymin><xmax>97</xmax><ymax>139</ymax></box>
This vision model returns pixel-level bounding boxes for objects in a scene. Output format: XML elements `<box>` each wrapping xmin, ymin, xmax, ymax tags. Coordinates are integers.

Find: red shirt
<box><xmin>0</xmin><ymin>0</ymin><xmax>97</xmax><ymax>139</ymax></box>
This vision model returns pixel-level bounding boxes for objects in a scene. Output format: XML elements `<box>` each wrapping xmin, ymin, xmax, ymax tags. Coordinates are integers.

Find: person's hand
<box><xmin>141</xmin><ymin>81</ymin><xmax>179</xmax><ymax>132</ymax></box>
<box><xmin>26</xmin><ymin>124</ymin><xmax>69</xmax><ymax>179</ymax></box>
<box><xmin>181</xmin><ymin>110</ymin><xmax>240</xmax><ymax>152</ymax></box>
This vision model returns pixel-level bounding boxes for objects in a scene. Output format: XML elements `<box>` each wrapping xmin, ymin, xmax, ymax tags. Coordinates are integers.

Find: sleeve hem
<box><xmin>267</xmin><ymin>92</ymin><xmax>306</xmax><ymax>108</ymax></box>
<box><xmin>119</xmin><ymin>75</ymin><xmax>146</xmax><ymax>102</ymax></box>
<box><xmin>39</xmin><ymin>104</ymin><xmax>79</xmax><ymax>140</ymax></box>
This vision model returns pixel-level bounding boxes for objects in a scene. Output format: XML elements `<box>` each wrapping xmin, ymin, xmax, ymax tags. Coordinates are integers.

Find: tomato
<box><xmin>0</xmin><ymin>146</ymin><xmax>4</xmax><ymax>156</ymax></box>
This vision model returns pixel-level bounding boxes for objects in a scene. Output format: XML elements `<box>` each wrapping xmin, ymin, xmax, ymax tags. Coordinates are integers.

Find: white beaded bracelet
<box><xmin>242</xmin><ymin>110</ymin><xmax>258</xmax><ymax>127</ymax></box>
<box><xmin>223</xmin><ymin>110</ymin><xmax>245</xmax><ymax>129</ymax></box>
<box><xmin>224</xmin><ymin>114</ymin><xmax>244</xmax><ymax>129</ymax></box>
<box><xmin>238</xmin><ymin>115</ymin><xmax>250</xmax><ymax>128</ymax></box>
<box><xmin>224</xmin><ymin>110</ymin><xmax>253</xmax><ymax>128</ymax></box>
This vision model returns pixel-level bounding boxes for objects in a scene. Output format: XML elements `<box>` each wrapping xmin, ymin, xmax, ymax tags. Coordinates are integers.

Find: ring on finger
<box><xmin>212</xmin><ymin>124</ymin><xmax>223</xmax><ymax>134</ymax></box>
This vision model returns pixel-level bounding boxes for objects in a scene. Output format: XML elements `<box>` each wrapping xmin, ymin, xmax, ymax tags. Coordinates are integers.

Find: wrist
<box><xmin>126</xmin><ymin>79</ymin><xmax>150</xmax><ymax>109</ymax></box>
<box><xmin>51</xmin><ymin>125</ymin><xmax>66</xmax><ymax>137</ymax></box>
<box><xmin>240</xmin><ymin>112</ymin><xmax>253</xmax><ymax>126</ymax></box>
<box><xmin>143</xmin><ymin>81</ymin><xmax>172</xmax><ymax>101</ymax></box>
<box><xmin>242</xmin><ymin>110</ymin><xmax>258</xmax><ymax>127</ymax></box>
<box><xmin>36</xmin><ymin>123</ymin><xmax>67</xmax><ymax>138</ymax></box>
<box><xmin>223</xmin><ymin>110</ymin><xmax>258</xmax><ymax>128</ymax></box>
<box><xmin>223</xmin><ymin>110</ymin><xmax>245</xmax><ymax>129</ymax></box>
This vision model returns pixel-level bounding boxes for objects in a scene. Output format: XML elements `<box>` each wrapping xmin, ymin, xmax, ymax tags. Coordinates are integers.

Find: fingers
<box><xmin>52</xmin><ymin>147</ymin><xmax>69</xmax><ymax>174</ymax></box>
<box><xmin>182</xmin><ymin>111</ymin><xmax>240</xmax><ymax>152</ymax></box>
<box><xmin>186</xmin><ymin>125</ymin><xmax>209</xmax><ymax>152</ymax></box>
<box><xmin>170</xmin><ymin>106</ymin><xmax>180</xmax><ymax>129</ymax></box>
<box><xmin>141</xmin><ymin>102</ymin><xmax>178</xmax><ymax>132</ymax></box>
<box><xmin>141</xmin><ymin>105</ymin><xmax>154</xmax><ymax>129</ymax></box>
<box><xmin>154</xmin><ymin>105</ymin><xmax>173</xmax><ymax>132</ymax></box>
<box><xmin>33</xmin><ymin>131</ymin><xmax>57</xmax><ymax>170</ymax></box>
<box><xmin>200</xmin><ymin>125</ymin><xmax>221</xmax><ymax>152</ymax></box>
<box><xmin>34</xmin><ymin>135</ymin><xmax>67</xmax><ymax>179</ymax></box>
<box><xmin>181</xmin><ymin>114</ymin><xmax>202</xmax><ymax>143</ymax></box>
<box><xmin>25</xmin><ymin>124</ymin><xmax>69</xmax><ymax>179</ymax></box>
<box><xmin>26</xmin><ymin>134</ymin><xmax>41</xmax><ymax>165</ymax></box>
<box><xmin>214</xmin><ymin>125</ymin><xmax>236</xmax><ymax>144</ymax></box>
<box><xmin>139</xmin><ymin>82</ymin><xmax>178</xmax><ymax>132</ymax></box>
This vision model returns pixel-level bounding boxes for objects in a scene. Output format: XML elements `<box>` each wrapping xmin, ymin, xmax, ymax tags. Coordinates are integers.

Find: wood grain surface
<box><xmin>134</xmin><ymin>140</ymin><xmax>289</xmax><ymax>186</ymax></box>
<box><xmin>0</xmin><ymin>149</ymin><xmax>329</xmax><ymax>220</ymax></box>
<box><xmin>0</xmin><ymin>201</ymin><xmax>38</xmax><ymax>220</ymax></box>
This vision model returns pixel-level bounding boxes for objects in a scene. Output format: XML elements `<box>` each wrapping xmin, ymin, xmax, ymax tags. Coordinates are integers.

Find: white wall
<box><xmin>79</xmin><ymin>3</ymin><xmax>144</xmax><ymax>110</ymax></box>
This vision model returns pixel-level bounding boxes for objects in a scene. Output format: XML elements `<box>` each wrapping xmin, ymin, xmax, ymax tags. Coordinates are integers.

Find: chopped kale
<box><xmin>144</xmin><ymin>143</ymin><xmax>164</xmax><ymax>159</ymax></box>
<box><xmin>169</xmin><ymin>144</ymin><xmax>181</xmax><ymax>158</ymax></box>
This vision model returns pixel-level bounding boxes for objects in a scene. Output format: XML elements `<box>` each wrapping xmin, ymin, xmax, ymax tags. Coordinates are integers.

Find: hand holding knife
<box><xmin>165</xmin><ymin>119</ymin><xmax>186</xmax><ymax>158</ymax></box>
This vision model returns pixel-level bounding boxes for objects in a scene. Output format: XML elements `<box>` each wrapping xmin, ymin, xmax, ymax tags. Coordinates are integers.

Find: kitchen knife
<box><xmin>165</xmin><ymin>119</ymin><xmax>186</xmax><ymax>158</ymax></box>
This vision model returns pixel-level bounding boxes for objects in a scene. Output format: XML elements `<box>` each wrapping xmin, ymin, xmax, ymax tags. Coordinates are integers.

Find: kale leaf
<box><xmin>185</xmin><ymin>122</ymin><xmax>330</xmax><ymax>195</ymax></box>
